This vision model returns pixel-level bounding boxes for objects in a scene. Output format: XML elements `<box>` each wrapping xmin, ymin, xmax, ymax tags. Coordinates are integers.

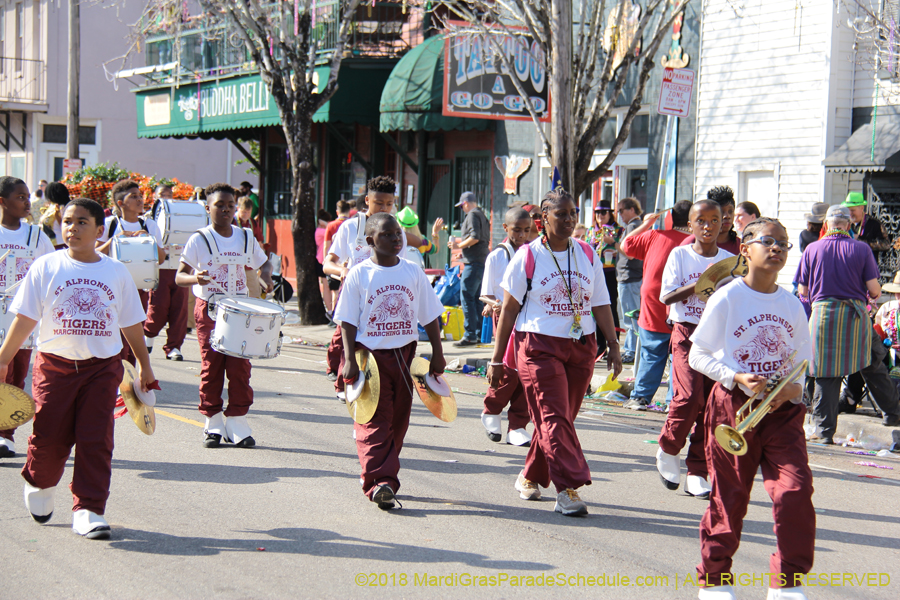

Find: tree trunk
<box><xmin>550</xmin><ymin>0</ymin><xmax>573</xmax><ymax>191</ymax></box>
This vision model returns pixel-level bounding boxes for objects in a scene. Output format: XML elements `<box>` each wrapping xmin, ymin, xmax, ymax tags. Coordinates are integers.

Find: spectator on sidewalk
<box><xmin>616</xmin><ymin>197</ymin><xmax>644</xmax><ymax>364</ymax></box>
<box><xmin>451</xmin><ymin>191</ymin><xmax>490</xmax><ymax>347</ymax></box>
<box><xmin>800</xmin><ymin>202</ymin><xmax>828</xmax><ymax>253</ymax></box>
<box><xmin>586</xmin><ymin>200</ymin><xmax>622</xmax><ymax>354</ymax></box>
<box><xmin>733</xmin><ymin>201</ymin><xmax>760</xmax><ymax>237</ymax></box>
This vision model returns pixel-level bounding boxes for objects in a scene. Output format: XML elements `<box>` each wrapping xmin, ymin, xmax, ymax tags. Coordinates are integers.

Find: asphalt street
<box><xmin>1</xmin><ymin>331</ymin><xmax>898</xmax><ymax>599</ymax></box>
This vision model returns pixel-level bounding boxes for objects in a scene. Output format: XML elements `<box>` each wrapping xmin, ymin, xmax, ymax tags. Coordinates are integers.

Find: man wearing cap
<box><xmin>451</xmin><ymin>192</ymin><xmax>491</xmax><ymax>346</ymax></box>
<box><xmin>841</xmin><ymin>192</ymin><xmax>891</xmax><ymax>256</ymax></box>
<box><xmin>796</xmin><ymin>205</ymin><xmax>900</xmax><ymax>443</ymax></box>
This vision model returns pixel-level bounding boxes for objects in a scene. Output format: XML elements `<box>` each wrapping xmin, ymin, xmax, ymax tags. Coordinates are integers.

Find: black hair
<box><xmin>690</xmin><ymin>199</ymin><xmax>721</xmax><ymax>217</ymax></box>
<box><xmin>706</xmin><ymin>185</ymin><xmax>735</xmax><ymax>207</ymax></box>
<box><xmin>45</xmin><ymin>182</ymin><xmax>71</xmax><ymax>206</ymax></box>
<box><xmin>64</xmin><ymin>197</ymin><xmax>105</xmax><ymax>226</ymax></box>
<box><xmin>318</xmin><ymin>209</ymin><xmax>333</xmax><ymax>222</ymax></box>
<box><xmin>539</xmin><ymin>188</ymin><xmax>575</xmax><ymax>212</ymax></box>
<box><xmin>671</xmin><ymin>200</ymin><xmax>692</xmax><ymax>227</ymax></box>
<box><xmin>240</xmin><ymin>181</ymin><xmax>252</xmax><ymax>189</ymax></box>
<box><xmin>741</xmin><ymin>216</ymin><xmax>786</xmax><ymax>242</ymax></box>
<box><xmin>0</xmin><ymin>176</ymin><xmax>26</xmax><ymax>198</ymax></box>
<box><xmin>205</xmin><ymin>182</ymin><xmax>236</xmax><ymax>202</ymax></box>
<box><xmin>367</xmin><ymin>176</ymin><xmax>396</xmax><ymax>195</ymax></box>
<box><xmin>504</xmin><ymin>207</ymin><xmax>531</xmax><ymax>225</ymax></box>
<box><xmin>364</xmin><ymin>212</ymin><xmax>397</xmax><ymax>238</ymax></box>
<box><xmin>111</xmin><ymin>179</ymin><xmax>140</xmax><ymax>205</ymax></box>
<box><xmin>354</xmin><ymin>194</ymin><xmax>368</xmax><ymax>212</ymax></box>
<box><xmin>34</xmin><ymin>189</ymin><xmax>42</xmax><ymax>199</ymax></box>
<box><xmin>736</xmin><ymin>201</ymin><xmax>760</xmax><ymax>218</ymax></box>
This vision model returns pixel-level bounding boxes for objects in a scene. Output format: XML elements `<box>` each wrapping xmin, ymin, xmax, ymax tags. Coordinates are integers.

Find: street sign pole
<box><xmin>654</xmin><ymin>114</ymin><xmax>674</xmax><ymax>213</ymax></box>
<box><xmin>653</xmin><ymin>67</ymin><xmax>695</xmax><ymax>223</ymax></box>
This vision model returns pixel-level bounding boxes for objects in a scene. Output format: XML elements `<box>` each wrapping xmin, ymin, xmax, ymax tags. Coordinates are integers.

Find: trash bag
<box><xmin>434</xmin><ymin>264</ymin><xmax>461</xmax><ymax>306</ymax></box>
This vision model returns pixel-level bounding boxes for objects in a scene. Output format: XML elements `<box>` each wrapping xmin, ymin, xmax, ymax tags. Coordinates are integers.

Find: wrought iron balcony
<box><xmin>0</xmin><ymin>57</ymin><xmax>46</xmax><ymax>105</ymax></box>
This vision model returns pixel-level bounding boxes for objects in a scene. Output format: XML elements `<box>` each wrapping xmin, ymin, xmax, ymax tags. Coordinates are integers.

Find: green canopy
<box><xmin>379</xmin><ymin>35</ymin><xmax>490</xmax><ymax>132</ymax></box>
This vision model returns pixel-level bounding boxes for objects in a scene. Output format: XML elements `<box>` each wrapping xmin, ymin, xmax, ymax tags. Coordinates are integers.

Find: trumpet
<box><xmin>714</xmin><ymin>357</ymin><xmax>808</xmax><ymax>456</ymax></box>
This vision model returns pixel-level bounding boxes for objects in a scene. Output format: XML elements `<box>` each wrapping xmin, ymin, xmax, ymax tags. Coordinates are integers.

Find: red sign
<box><xmin>657</xmin><ymin>68</ymin><xmax>695</xmax><ymax>118</ymax></box>
<box><xmin>62</xmin><ymin>158</ymin><xmax>83</xmax><ymax>175</ymax></box>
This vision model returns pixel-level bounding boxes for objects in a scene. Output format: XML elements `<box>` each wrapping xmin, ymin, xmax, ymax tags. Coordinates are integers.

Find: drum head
<box><xmin>0</xmin><ymin>383</ymin><xmax>35</xmax><ymax>430</ymax></box>
<box><xmin>218</xmin><ymin>297</ymin><xmax>285</xmax><ymax>315</ymax></box>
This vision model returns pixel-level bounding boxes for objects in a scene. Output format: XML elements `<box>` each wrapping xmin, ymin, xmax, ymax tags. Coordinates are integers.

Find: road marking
<box><xmin>155</xmin><ymin>409</ymin><xmax>204</xmax><ymax>428</ymax></box>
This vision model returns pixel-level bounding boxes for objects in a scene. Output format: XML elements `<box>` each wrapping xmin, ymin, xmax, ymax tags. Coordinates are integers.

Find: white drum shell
<box><xmin>211</xmin><ymin>297</ymin><xmax>286</xmax><ymax>359</ymax></box>
<box><xmin>112</xmin><ymin>236</ymin><xmax>160</xmax><ymax>290</ymax></box>
<box><xmin>156</xmin><ymin>200</ymin><xmax>210</xmax><ymax>246</ymax></box>
<box><xmin>161</xmin><ymin>244</ymin><xmax>184</xmax><ymax>271</ymax></box>
<box><xmin>0</xmin><ymin>294</ymin><xmax>35</xmax><ymax>349</ymax></box>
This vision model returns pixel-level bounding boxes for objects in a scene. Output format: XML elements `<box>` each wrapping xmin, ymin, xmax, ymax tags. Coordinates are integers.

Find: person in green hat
<box><xmin>396</xmin><ymin>206</ymin><xmax>443</xmax><ymax>269</ymax></box>
<box><xmin>840</xmin><ymin>192</ymin><xmax>891</xmax><ymax>255</ymax></box>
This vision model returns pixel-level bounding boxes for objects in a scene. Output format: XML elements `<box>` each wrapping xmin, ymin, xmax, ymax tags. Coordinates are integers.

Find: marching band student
<box><xmin>0</xmin><ymin>177</ymin><xmax>55</xmax><ymax>459</ymax></box>
<box><xmin>143</xmin><ymin>184</ymin><xmax>189</xmax><ymax>361</ymax></box>
<box><xmin>96</xmin><ymin>180</ymin><xmax>166</xmax><ymax>364</ymax></box>
<box><xmin>488</xmin><ymin>189</ymin><xmax>622</xmax><ymax>516</ymax></box>
<box><xmin>479</xmin><ymin>207</ymin><xmax>533</xmax><ymax>446</ymax></box>
<box><xmin>656</xmin><ymin>200</ymin><xmax>733</xmax><ymax>498</ymax></box>
<box><xmin>176</xmin><ymin>183</ymin><xmax>274</xmax><ymax>449</ymax></box>
<box><xmin>688</xmin><ymin>217</ymin><xmax>813</xmax><ymax>600</ymax></box>
<box><xmin>323</xmin><ymin>177</ymin><xmax>410</xmax><ymax>400</ymax></box>
<box><xmin>335</xmin><ymin>213</ymin><xmax>445</xmax><ymax>510</ymax></box>
<box><xmin>0</xmin><ymin>198</ymin><xmax>155</xmax><ymax>539</ymax></box>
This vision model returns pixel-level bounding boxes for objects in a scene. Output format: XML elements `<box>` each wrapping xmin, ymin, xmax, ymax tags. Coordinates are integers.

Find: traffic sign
<box><xmin>657</xmin><ymin>68</ymin><xmax>695</xmax><ymax>118</ymax></box>
<box><xmin>62</xmin><ymin>158</ymin><xmax>83</xmax><ymax>175</ymax></box>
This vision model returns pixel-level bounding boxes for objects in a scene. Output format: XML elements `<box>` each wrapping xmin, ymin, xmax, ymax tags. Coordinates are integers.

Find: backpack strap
<box><xmin>199</xmin><ymin>226</ymin><xmax>215</xmax><ymax>254</ymax></box>
<box><xmin>574</xmin><ymin>238</ymin><xmax>595</xmax><ymax>265</ymax></box>
<box><xmin>108</xmin><ymin>217</ymin><xmax>118</xmax><ymax>239</ymax></box>
<box><xmin>26</xmin><ymin>224</ymin><xmax>41</xmax><ymax>250</ymax></box>
<box><xmin>499</xmin><ymin>242</ymin><xmax>513</xmax><ymax>261</ymax></box>
<box><xmin>138</xmin><ymin>217</ymin><xmax>149</xmax><ymax>233</ymax></box>
<box><xmin>522</xmin><ymin>243</ymin><xmax>536</xmax><ymax>306</ymax></box>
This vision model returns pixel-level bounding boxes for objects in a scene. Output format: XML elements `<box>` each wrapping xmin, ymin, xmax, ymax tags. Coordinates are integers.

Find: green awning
<box><xmin>380</xmin><ymin>35</ymin><xmax>490</xmax><ymax>132</ymax></box>
<box><xmin>313</xmin><ymin>60</ymin><xmax>395</xmax><ymax>126</ymax></box>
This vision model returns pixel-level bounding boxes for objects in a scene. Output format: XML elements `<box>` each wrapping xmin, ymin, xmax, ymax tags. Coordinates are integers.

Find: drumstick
<box><xmin>3</xmin><ymin>277</ymin><xmax>24</xmax><ymax>294</ymax></box>
<box><xmin>0</xmin><ymin>250</ymin><xmax>10</xmax><ymax>264</ymax></box>
<box><xmin>479</xmin><ymin>295</ymin><xmax>500</xmax><ymax>307</ymax></box>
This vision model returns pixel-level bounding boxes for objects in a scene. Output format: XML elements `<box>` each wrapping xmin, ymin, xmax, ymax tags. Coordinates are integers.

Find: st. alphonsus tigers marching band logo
<box><xmin>366</xmin><ymin>292</ymin><xmax>415</xmax><ymax>337</ymax></box>
<box><xmin>51</xmin><ymin>288</ymin><xmax>114</xmax><ymax>336</ymax></box>
<box><xmin>733</xmin><ymin>325</ymin><xmax>792</xmax><ymax>374</ymax></box>
<box><xmin>539</xmin><ymin>278</ymin><xmax>590</xmax><ymax>315</ymax></box>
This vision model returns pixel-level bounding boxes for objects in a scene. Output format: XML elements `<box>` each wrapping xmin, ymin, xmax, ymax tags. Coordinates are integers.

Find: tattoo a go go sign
<box><xmin>657</xmin><ymin>67</ymin><xmax>695</xmax><ymax>118</ymax></box>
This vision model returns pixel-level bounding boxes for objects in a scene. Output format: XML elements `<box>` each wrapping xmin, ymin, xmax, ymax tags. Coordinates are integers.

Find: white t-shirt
<box><xmin>689</xmin><ymin>278</ymin><xmax>811</xmax><ymax>396</ymax></box>
<box><xmin>329</xmin><ymin>213</ymin><xmax>408</xmax><ymax>269</ymax></box>
<box><xmin>501</xmin><ymin>238</ymin><xmax>610</xmax><ymax>339</ymax></box>
<box><xmin>10</xmin><ymin>252</ymin><xmax>146</xmax><ymax>360</ymax></box>
<box><xmin>660</xmin><ymin>246</ymin><xmax>734</xmax><ymax>324</ymax></box>
<box><xmin>0</xmin><ymin>224</ymin><xmax>56</xmax><ymax>292</ymax></box>
<box><xmin>180</xmin><ymin>226</ymin><xmax>268</xmax><ymax>299</ymax></box>
<box><xmin>481</xmin><ymin>243</ymin><xmax>517</xmax><ymax>299</ymax></box>
<box><xmin>99</xmin><ymin>216</ymin><xmax>165</xmax><ymax>249</ymax></box>
<box><xmin>334</xmin><ymin>258</ymin><xmax>444</xmax><ymax>351</ymax></box>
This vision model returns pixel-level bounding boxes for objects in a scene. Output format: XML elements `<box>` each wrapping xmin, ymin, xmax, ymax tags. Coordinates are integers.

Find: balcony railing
<box><xmin>140</xmin><ymin>1</ymin><xmax>430</xmax><ymax>86</ymax></box>
<box><xmin>0</xmin><ymin>57</ymin><xmax>46</xmax><ymax>105</ymax></box>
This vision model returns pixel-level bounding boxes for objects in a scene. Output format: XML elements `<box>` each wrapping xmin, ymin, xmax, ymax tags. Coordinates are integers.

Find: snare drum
<box><xmin>0</xmin><ymin>294</ymin><xmax>35</xmax><ymax>349</ymax></box>
<box><xmin>112</xmin><ymin>236</ymin><xmax>160</xmax><ymax>290</ymax></box>
<box><xmin>211</xmin><ymin>297</ymin><xmax>286</xmax><ymax>359</ymax></box>
<box><xmin>155</xmin><ymin>200</ymin><xmax>209</xmax><ymax>246</ymax></box>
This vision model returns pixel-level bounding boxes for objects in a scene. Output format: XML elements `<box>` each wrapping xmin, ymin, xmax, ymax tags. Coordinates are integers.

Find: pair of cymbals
<box><xmin>695</xmin><ymin>255</ymin><xmax>748</xmax><ymax>302</ymax></box>
<box><xmin>120</xmin><ymin>361</ymin><xmax>156</xmax><ymax>435</ymax></box>
<box><xmin>0</xmin><ymin>383</ymin><xmax>35</xmax><ymax>430</ymax></box>
<box><xmin>410</xmin><ymin>357</ymin><xmax>457</xmax><ymax>423</ymax></box>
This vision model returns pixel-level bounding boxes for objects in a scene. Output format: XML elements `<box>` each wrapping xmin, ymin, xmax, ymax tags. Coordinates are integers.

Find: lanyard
<box><xmin>541</xmin><ymin>237</ymin><xmax>582</xmax><ymax>325</ymax></box>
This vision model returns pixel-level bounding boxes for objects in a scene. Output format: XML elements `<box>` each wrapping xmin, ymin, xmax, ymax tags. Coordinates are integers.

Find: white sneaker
<box><xmin>23</xmin><ymin>483</ymin><xmax>55</xmax><ymax>523</ymax></box>
<box><xmin>144</xmin><ymin>336</ymin><xmax>153</xmax><ymax>352</ymax></box>
<box><xmin>0</xmin><ymin>437</ymin><xmax>14</xmax><ymax>458</ymax></box>
<box><xmin>554</xmin><ymin>488</ymin><xmax>588</xmax><ymax>516</ymax></box>
<box><xmin>507</xmin><ymin>427</ymin><xmax>532</xmax><ymax>447</ymax></box>
<box><xmin>685</xmin><ymin>474</ymin><xmax>712</xmax><ymax>498</ymax></box>
<box><xmin>767</xmin><ymin>587</ymin><xmax>808</xmax><ymax>600</ymax></box>
<box><xmin>481</xmin><ymin>413</ymin><xmax>502</xmax><ymax>442</ymax></box>
<box><xmin>72</xmin><ymin>509</ymin><xmax>111</xmax><ymax>539</ymax></box>
<box><xmin>514</xmin><ymin>471</ymin><xmax>541</xmax><ymax>500</ymax></box>
<box><xmin>656</xmin><ymin>447</ymin><xmax>681</xmax><ymax>490</ymax></box>
<box><xmin>166</xmin><ymin>348</ymin><xmax>183</xmax><ymax>361</ymax></box>
<box><xmin>224</xmin><ymin>415</ymin><xmax>253</xmax><ymax>446</ymax></box>
<box><xmin>698</xmin><ymin>585</ymin><xmax>736</xmax><ymax>600</ymax></box>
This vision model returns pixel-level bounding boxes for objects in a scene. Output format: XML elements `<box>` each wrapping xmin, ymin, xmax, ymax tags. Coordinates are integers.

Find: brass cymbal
<box><xmin>0</xmin><ymin>383</ymin><xmax>35</xmax><ymax>430</ymax></box>
<box><xmin>410</xmin><ymin>357</ymin><xmax>457</xmax><ymax>423</ymax></box>
<box><xmin>120</xmin><ymin>361</ymin><xmax>156</xmax><ymax>436</ymax></box>
<box><xmin>695</xmin><ymin>255</ymin><xmax>748</xmax><ymax>302</ymax></box>
<box><xmin>347</xmin><ymin>349</ymin><xmax>380</xmax><ymax>425</ymax></box>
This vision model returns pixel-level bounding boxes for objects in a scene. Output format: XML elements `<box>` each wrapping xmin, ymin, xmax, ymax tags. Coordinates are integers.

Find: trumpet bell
<box><xmin>715</xmin><ymin>424</ymin><xmax>749</xmax><ymax>456</ymax></box>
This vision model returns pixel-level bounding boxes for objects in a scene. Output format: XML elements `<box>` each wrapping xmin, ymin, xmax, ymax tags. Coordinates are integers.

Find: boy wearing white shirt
<box><xmin>0</xmin><ymin>198</ymin><xmax>155</xmax><ymax>539</ymax></box>
<box><xmin>176</xmin><ymin>183</ymin><xmax>274</xmax><ymax>449</ymax></box>
<box><xmin>688</xmin><ymin>217</ymin><xmax>813</xmax><ymax>600</ymax></box>
<box><xmin>334</xmin><ymin>213</ymin><xmax>445</xmax><ymax>510</ymax></box>
<box><xmin>0</xmin><ymin>177</ymin><xmax>55</xmax><ymax>458</ymax></box>
<box><xmin>479</xmin><ymin>207</ymin><xmax>532</xmax><ymax>446</ymax></box>
<box><xmin>656</xmin><ymin>200</ymin><xmax>733</xmax><ymax>498</ymax></box>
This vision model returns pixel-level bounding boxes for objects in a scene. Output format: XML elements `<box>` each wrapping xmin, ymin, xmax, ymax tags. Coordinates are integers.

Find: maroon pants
<box><xmin>483</xmin><ymin>315</ymin><xmax>529</xmax><ymax>430</ymax></box>
<box><xmin>517</xmin><ymin>331</ymin><xmax>596</xmax><ymax>493</ymax></box>
<box><xmin>355</xmin><ymin>342</ymin><xmax>416</xmax><ymax>499</ymax></box>
<box><xmin>195</xmin><ymin>299</ymin><xmax>253</xmax><ymax>417</ymax></box>
<box><xmin>658</xmin><ymin>322</ymin><xmax>713</xmax><ymax>479</ymax></box>
<box><xmin>328</xmin><ymin>324</ymin><xmax>344</xmax><ymax>392</ymax></box>
<box><xmin>698</xmin><ymin>383</ymin><xmax>815</xmax><ymax>588</ymax></box>
<box><xmin>23</xmin><ymin>353</ymin><xmax>123</xmax><ymax>515</ymax></box>
<box><xmin>144</xmin><ymin>268</ymin><xmax>188</xmax><ymax>353</ymax></box>
<box><xmin>0</xmin><ymin>348</ymin><xmax>33</xmax><ymax>442</ymax></box>
<box><xmin>120</xmin><ymin>290</ymin><xmax>150</xmax><ymax>367</ymax></box>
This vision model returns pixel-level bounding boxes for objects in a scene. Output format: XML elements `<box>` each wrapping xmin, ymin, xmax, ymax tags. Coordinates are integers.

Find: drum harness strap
<box><xmin>107</xmin><ymin>216</ymin><xmax>149</xmax><ymax>239</ymax></box>
<box><xmin>2</xmin><ymin>224</ymin><xmax>42</xmax><ymax>294</ymax></box>
<box><xmin>198</xmin><ymin>225</ymin><xmax>253</xmax><ymax>300</ymax></box>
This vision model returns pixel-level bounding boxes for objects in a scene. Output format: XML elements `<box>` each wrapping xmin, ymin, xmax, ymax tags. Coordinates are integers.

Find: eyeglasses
<box><xmin>595</xmin><ymin>209</ymin><xmax>610</xmax><ymax>215</ymax></box>
<box><xmin>746</xmin><ymin>236</ymin><xmax>793</xmax><ymax>251</ymax></box>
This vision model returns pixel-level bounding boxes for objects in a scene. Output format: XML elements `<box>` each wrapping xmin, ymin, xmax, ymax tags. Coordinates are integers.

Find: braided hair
<box><xmin>539</xmin><ymin>188</ymin><xmax>574</xmax><ymax>239</ymax></box>
<box><xmin>707</xmin><ymin>185</ymin><xmax>738</xmax><ymax>244</ymax></box>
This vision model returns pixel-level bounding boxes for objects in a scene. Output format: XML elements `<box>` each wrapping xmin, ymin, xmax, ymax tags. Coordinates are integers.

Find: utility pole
<box><xmin>67</xmin><ymin>0</ymin><xmax>80</xmax><ymax>162</ymax></box>
<box><xmin>550</xmin><ymin>0</ymin><xmax>573</xmax><ymax>191</ymax></box>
